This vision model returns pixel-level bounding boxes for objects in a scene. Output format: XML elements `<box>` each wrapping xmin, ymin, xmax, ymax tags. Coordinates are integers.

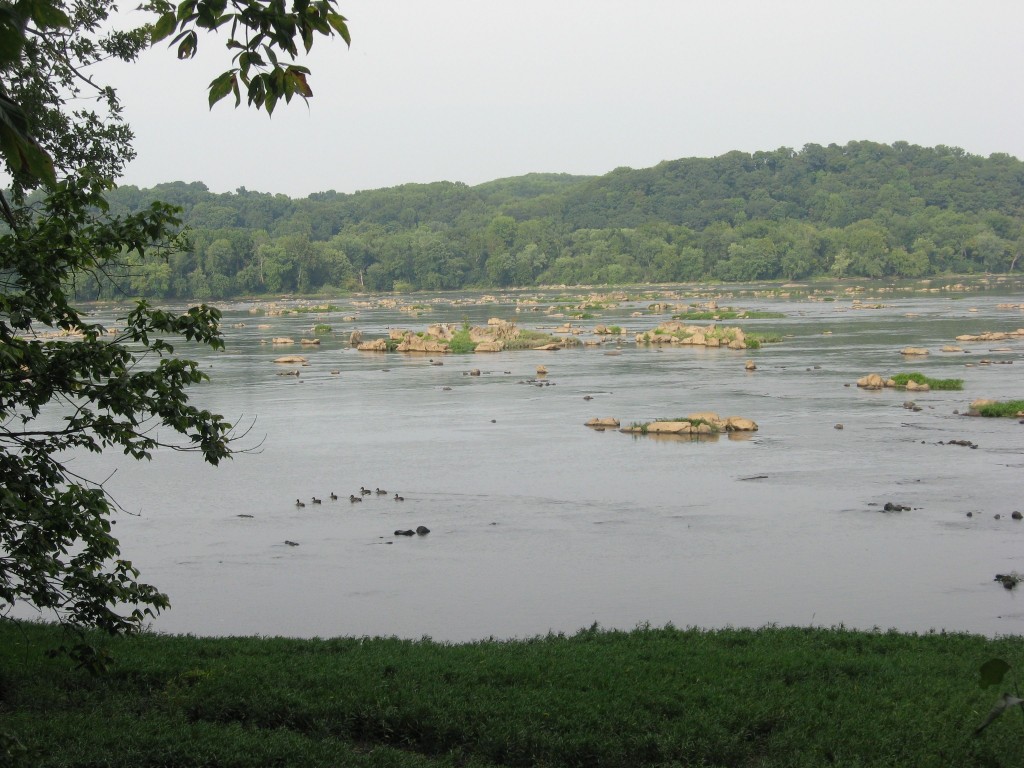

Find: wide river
<box><xmin>54</xmin><ymin>279</ymin><xmax>1024</xmax><ymax>641</ymax></box>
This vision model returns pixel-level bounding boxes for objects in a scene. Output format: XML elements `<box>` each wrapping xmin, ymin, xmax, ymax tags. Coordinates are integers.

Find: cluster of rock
<box><xmin>586</xmin><ymin>412</ymin><xmax>758</xmax><ymax>435</ymax></box>
<box><xmin>955</xmin><ymin>329</ymin><xmax>1024</xmax><ymax>342</ymax></box>
<box><xmin>357</xmin><ymin>319</ymin><xmax>545</xmax><ymax>353</ymax></box>
<box><xmin>262</xmin><ymin>337</ymin><xmax>320</xmax><ymax>346</ymax></box>
<box><xmin>881</xmin><ymin>502</ymin><xmax>911</xmax><ymax>512</ymax></box>
<box><xmin>635</xmin><ymin>321</ymin><xmax>748</xmax><ymax>350</ymax></box>
<box><xmin>856</xmin><ymin>374</ymin><xmax>931</xmax><ymax>391</ymax></box>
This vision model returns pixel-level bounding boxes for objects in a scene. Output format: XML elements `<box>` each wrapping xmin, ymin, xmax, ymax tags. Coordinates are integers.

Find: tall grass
<box><xmin>3</xmin><ymin>620</ymin><xmax>1023</xmax><ymax>767</ymax></box>
<box><xmin>974</xmin><ymin>399</ymin><xmax>1024</xmax><ymax>417</ymax></box>
<box><xmin>447</xmin><ymin>328</ymin><xmax>477</xmax><ymax>353</ymax></box>
<box><xmin>892</xmin><ymin>372</ymin><xmax>965</xmax><ymax>390</ymax></box>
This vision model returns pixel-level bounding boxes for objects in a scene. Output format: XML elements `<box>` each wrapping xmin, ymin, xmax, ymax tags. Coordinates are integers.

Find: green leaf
<box><xmin>207</xmin><ymin>71</ymin><xmax>234</xmax><ymax>109</ymax></box>
<box><xmin>0</xmin><ymin>20</ymin><xmax>25</xmax><ymax>67</ymax></box>
<box><xmin>174</xmin><ymin>29</ymin><xmax>197</xmax><ymax>59</ymax></box>
<box><xmin>0</xmin><ymin>95</ymin><xmax>56</xmax><ymax>185</ymax></box>
<box><xmin>980</xmin><ymin>658</ymin><xmax>1012</xmax><ymax>689</ymax></box>
<box><xmin>288</xmin><ymin>69</ymin><xmax>312</xmax><ymax>98</ymax></box>
<box><xmin>326</xmin><ymin>12</ymin><xmax>351</xmax><ymax>45</ymax></box>
<box><xmin>150</xmin><ymin>12</ymin><xmax>178</xmax><ymax>44</ymax></box>
<box><xmin>29</xmin><ymin>0</ymin><xmax>71</xmax><ymax>30</ymax></box>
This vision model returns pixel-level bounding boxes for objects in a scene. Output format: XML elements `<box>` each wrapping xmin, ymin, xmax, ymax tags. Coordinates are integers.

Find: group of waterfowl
<box><xmin>295</xmin><ymin>487</ymin><xmax>404</xmax><ymax>507</ymax></box>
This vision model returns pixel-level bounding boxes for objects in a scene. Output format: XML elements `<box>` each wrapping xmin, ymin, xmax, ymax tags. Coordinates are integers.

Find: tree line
<box><xmin>89</xmin><ymin>141</ymin><xmax>1024</xmax><ymax>299</ymax></box>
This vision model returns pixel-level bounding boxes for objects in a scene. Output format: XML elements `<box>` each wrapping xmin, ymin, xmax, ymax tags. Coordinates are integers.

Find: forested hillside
<box><xmin>92</xmin><ymin>141</ymin><xmax>1024</xmax><ymax>299</ymax></box>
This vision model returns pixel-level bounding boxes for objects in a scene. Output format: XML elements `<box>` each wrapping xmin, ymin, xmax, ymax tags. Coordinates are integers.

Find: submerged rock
<box><xmin>882</xmin><ymin>502</ymin><xmax>911</xmax><ymax>512</ymax></box>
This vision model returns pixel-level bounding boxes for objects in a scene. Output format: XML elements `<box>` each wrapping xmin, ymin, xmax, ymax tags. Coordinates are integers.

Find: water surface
<box><xmin>57</xmin><ymin>283</ymin><xmax>1024</xmax><ymax>639</ymax></box>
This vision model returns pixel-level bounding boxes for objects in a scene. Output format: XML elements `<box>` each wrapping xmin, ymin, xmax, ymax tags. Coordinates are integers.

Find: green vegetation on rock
<box><xmin>745</xmin><ymin>333</ymin><xmax>783</xmax><ymax>349</ymax></box>
<box><xmin>502</xmin><ymin>329</ymin><xmax>562</xmax><ymax>350</ymax></box>
<box><xmin>973</xmin><ymin>399</ymin><xmax>1024</xmax><ymax>417</ymax></box>
<box><xmin>892</xmin><ymin>372</ymin><xmax>965</xmax><ymax>390</ymax></box>
<box><xmin>447</xmin><ymin>328</ymin><xmax>478</xmax><ymax>354</ymax></box>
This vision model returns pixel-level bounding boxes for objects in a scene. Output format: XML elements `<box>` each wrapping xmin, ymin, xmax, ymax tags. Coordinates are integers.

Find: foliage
<box><xmin>891</xmin><ymin>372</ymin><xmax>965</xmax><ymax>390</ymax></box>
<box><xmin>7</xmin><ymin>620</ymin><xmax>1023</xmax><ymax>766</ymax></box>
<box><xmin>446</xmin><ymin>328</ymin><xmax>477</xmax><ymax>354</ymax></box>
<box><xmin>500</xmin><ymin>329</ymin><xmax>560</xmax><ymax>350</ymax></box>
<box><xmin>87</xmin><ymin>141</ymin><xmax>1024</xmax><ymax>298</ymax></box>
<box><xmin>0</xmin><ymin>0</ymin><xmax>343</xmax><ymax>651</ymax></box>
<box><xmin>973</xmin><ymin>400</ymin><xmax>1024</xmax><ymax>417</ymax></box>
<box><xmin>745</xmin><ymin>333</ymin><xmax>783</xmax><ymax>349</ymax></box>
<box><xmin>147</xmin><ymin>0</ymin><xmax>349</xmax><ymax>114</ymax></box>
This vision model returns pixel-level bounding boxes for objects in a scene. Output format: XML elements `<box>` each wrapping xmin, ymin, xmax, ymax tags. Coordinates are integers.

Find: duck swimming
<box><xmin>394</xmin><ymin>493</ymin><xmax>405</xmax><ymax>502</ymax></box>
<box><xmin>295</xmin><ymin>499</ymin><xmax>305</xmax><ymax>508</ymax></box>
<box><xmin>311</xmin><ymin>497</ymin><xmax>322</xmax><ymax>504</ymax></box>
<box><xmin>349</xmin><ymin>495</ymin><xmax>362</xmax><ymax>503</ymax></box>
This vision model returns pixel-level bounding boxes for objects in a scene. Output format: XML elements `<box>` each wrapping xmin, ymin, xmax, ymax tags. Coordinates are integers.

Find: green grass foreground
<box><xmin>3</xmin><ymin>621</ymin><xmax>1024</xmax><ymax>767</ymax></box>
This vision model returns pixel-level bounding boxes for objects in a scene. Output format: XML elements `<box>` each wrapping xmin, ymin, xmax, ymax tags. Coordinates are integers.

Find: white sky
<box><xmin>109</xmin><ymin>0</ymin><xmax>1024</xmax><ymax>198</ymax></box>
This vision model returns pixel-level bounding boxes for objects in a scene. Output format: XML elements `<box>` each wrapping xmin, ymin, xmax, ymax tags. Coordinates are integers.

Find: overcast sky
<box><xmin>110</xmin><ymin>0</ymin><xmax>1024</xmax><ymax>198</ymax></box>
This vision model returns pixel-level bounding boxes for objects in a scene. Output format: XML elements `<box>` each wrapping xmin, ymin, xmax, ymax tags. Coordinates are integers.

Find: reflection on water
<box><xmin>47</xmin><ymin>281</ymin><xmax>1024</xmax><ymax>640</ymax></box>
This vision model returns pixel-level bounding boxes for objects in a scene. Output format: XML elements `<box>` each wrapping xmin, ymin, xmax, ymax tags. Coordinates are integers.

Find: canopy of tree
<box><xmin>95</xmin><ymin>141</ymin><xmax>1024</xmax><ymax>298</ymax></box>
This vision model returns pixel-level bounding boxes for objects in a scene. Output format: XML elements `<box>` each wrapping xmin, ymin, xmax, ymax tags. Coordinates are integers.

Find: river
<box><xmin>49</xmin><ymin>278</ymin><xmax>1024</xmax><ymax>640</ymax></box>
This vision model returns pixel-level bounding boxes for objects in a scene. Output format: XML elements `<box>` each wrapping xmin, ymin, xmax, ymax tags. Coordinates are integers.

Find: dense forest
<box><xmin>88</xmin><ymin>141</ymin><xmax>1024</xmax><ymax>299</ymax></box>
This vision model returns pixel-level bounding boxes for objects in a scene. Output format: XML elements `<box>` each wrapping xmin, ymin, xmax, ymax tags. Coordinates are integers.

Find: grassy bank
<box><xmin>3</xmin><ymin>621</ymin><xmax>1024</xmax><ymax>767</ymax></box>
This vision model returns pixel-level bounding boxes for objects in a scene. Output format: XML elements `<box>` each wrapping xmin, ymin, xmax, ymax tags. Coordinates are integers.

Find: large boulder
<box><xmin>857</xmin><ymin>373</ymin><xmax>885</xmax><ymax>389</ymax></box>
<box><xmin>273</xmin><ymin>355</ymin><xmax>308</xmax><ymax>364</ymax></box>
<box><xmin>901</xmin><ymin>347</ymin><xmax>929</xmax><ymax>356</ymax></box>
<box><xmin>474</xmin><ymin>340</ymin><xmax>504</xmax><ymax>352</ymax></box>
<box><xmin>585</xmin><ymin>417</ymin><xmax>620</xmax><ymax>428</ymax></box>
<box><xmin>725</xmin><ymin>416</ymin><xmax>758</xmax><ymax>431</ymax></box>
<box><xmin>357</xmin><ymin>338</ymin><xmax>388</xmax><ymax>351</ymax></box>
<box><xmin>644</xmin><ymin>421</ymin><xmax>695</xmax><ymax>434</ymax></box>
<box><xmin>687</xmin><ymin>411</ymin><xmax>721</xmax><ymax>423</ymax></box>
<box><xmin>396</xmin><ymin>333</ymin><xmax>448</xmax><ymax>353</ymax></box>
